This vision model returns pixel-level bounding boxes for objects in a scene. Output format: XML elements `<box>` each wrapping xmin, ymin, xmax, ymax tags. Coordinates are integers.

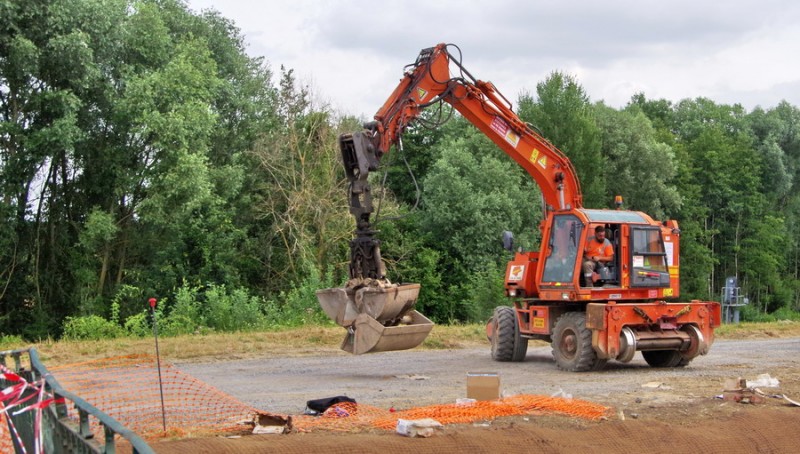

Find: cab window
<box><xmin>630</xmin><ymin>227</ymin><xmax>670</xmax><ymax>287</ymax></box>
<box><xmin>541</xmin><ymin>214</ymin><xmax>582</xmax><ymax>283</ymax></box>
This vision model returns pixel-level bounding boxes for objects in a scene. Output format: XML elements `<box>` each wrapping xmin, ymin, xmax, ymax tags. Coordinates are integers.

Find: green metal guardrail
<box><xmin>1</xmin><ymin>347</ymin><xmax>155</xmax><ymax>454</ymax></box>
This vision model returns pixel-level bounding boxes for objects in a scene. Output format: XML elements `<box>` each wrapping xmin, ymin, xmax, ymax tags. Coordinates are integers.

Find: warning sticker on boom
<box><xmin>490</xmin><ymin>117</ymin><xmax>520</xmax><ymax>148</ymax></box>
<box><xmin>530</xmin><ymin>148</ymin><xmax>539</xmax><ymax>163</ymax></box>
<box><xmin>505</xmin><ymin>130</ymin><xmax>520</xmax><ymax>147</ymax></box>
<box><xmin>537</xmin><ymin>156</ymin><xmax>548</xmax><ymax>169</ymax></box>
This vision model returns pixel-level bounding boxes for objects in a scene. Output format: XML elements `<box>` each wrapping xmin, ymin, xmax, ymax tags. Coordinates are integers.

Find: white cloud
<box><xmin>187</xmin><ymin>0</ymin><xmax>800</xmax><ymax>117</ymax></box>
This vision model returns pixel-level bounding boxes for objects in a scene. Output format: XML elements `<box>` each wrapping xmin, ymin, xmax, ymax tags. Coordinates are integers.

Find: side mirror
<box><xmin>502</xmin><ymin>231</ymin><xmax>514</xmax><ymax>252</ymax></box>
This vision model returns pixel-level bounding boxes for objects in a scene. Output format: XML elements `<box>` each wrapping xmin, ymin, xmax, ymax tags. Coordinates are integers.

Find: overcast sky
<box><xmin>186</xmin><ymin>0</ymin><xmax>800</xmax><ymax>119</ymax></box>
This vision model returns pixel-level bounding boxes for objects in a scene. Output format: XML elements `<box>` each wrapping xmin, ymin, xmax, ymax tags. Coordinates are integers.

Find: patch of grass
<box><xmin>714</xmin><ymin>320</ymin><xmax>800</xmax><ymax>339</ymax></box>
<box><xmin>0</xmin><ymin>335</ymin><xmax>27</xmax><ymax>351</ymax></box>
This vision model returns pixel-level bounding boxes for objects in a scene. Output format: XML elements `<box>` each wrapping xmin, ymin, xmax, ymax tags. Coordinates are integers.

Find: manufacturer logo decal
<box><xmin>508</xmin><ymin>265</ymin><xmax>525</xmax><ymax>281</ymax></box>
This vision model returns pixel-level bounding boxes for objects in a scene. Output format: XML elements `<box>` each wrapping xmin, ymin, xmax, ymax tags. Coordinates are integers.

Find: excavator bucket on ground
<box><xmin>316</xmin><ymin>282</ymin><xmax>434</xmax><ymax>354</ymax></box>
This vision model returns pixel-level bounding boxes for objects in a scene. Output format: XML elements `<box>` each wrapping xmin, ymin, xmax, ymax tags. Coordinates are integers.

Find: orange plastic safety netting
<box><xmin>293</xmin><ymin>394</ymin><xmax>610</xmax><ymax>433</ymax></box>
<box><xmin>47</xmin><ymin>354</ymin><xmax>261</xmax><ymax>440</ymax></box>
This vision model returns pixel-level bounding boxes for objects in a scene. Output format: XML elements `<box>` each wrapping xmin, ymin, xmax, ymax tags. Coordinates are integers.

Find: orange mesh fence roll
<box><xmin>0</xmin><ymin>412</ymin><xmax>11</xmax><ymax>453</ymax></box>
<box><xmin>292</xmin><ymin>395</ymin><xmax>610</xmax><ymax>433</ymax></box>
<box><xmin>48</xmin><ymin>354</ymin><xmax>262</xmax><ymax>439</ymax></box>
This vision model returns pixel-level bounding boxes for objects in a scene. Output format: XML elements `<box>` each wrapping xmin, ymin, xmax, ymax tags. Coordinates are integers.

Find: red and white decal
<box><xmin>508</xmin><ymin>265</ymin><xmax>525</xmax><ymax>281</ymax></box>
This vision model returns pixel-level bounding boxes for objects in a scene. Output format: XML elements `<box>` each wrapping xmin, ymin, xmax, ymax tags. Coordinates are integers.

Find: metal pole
<box><xmin>149</xmin><ymin>298</ymin><xmax>167</xmax><ymax>433</ymax></box>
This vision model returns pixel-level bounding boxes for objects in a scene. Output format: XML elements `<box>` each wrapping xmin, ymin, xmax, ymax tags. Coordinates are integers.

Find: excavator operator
<box><xmin>583</xmin><ymin>225</ymin><xmax>614</xmax><ymax>286</ymax></box>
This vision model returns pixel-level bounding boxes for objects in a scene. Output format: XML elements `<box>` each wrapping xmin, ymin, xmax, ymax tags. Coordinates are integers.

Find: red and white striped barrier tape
<box><xmin>1</xmin><ymin>366</ymin><xmax>65</xmax><ymax>454</ymax></box>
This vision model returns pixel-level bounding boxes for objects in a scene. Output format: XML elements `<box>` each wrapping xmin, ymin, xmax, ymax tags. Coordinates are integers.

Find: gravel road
<box><xmin>176</xmin><ymin>337</ymin><xmax>800</xmax><ymax>415</ymax></box>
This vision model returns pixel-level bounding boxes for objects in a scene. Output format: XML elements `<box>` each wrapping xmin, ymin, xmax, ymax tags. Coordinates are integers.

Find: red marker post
<box><xmin>150</xmin><ymin>298</ymin><xmax>167</xmax><ymax>432</ymax></box>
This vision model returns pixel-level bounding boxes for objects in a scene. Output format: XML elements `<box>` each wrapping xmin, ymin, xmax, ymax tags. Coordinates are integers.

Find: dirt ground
<box><xmin>154</xmin><ymin>336</ymin><xmax>800</xmax><ymax>453</ymax></box>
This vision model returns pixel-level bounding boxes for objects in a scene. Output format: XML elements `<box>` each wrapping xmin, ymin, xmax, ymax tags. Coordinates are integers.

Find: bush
<box><xmin>205</xmin><ymin>284</ymin><xmax>266</xmax><ymax>331</ymax></box>
<box><xmin>278</xmin><ymin>267</ymin><xmax>336</xmax><ymax>326</ymax></box>
<box><xmin>770</xmin><ymin>306</ymin><xmax>800</xmax><ymax>321</ymax></box>
<box><xmin>62</xmin><ymin>315</ymin><xmax>125</xmax><ymax>340</ymax></box>
<box><xmin>156</xmin><ymin>284</ymin><xmax>205</xmax><ymax>335</ymax></box>
<box><xmin>124</xmin><ymin>312</ymin><xmax>151</xmax><ymax>337</ymax></box>
<box><xmin>160</xmin><ymin>314</ymin><xmax>198</xmax><ymax>336</ymax></box>
<box><xmin>453</xmin><ymin>263</ymin><xmax>507</xmax><ymax>323</ymax></box>
<box><xmin>0</xmin><ymin>334</ymin><xmax>25</xmax><ymax>350</ymax></box>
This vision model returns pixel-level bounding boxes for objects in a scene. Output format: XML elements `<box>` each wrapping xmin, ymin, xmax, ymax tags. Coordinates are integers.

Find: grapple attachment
<box><xmin>316</xmin><ymin>282</ymin><xmax>434</xmax><ymax>354</ymax></box>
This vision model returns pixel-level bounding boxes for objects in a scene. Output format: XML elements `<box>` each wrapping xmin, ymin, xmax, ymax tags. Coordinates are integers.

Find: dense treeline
<box><xmin>2</xmin><ymin>1</ymin><xmax>799</xmax><ymax>340</ymax></box>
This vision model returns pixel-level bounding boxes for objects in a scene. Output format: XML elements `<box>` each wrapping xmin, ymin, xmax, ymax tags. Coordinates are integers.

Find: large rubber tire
<box><xmin>552</xmin><ymin>312</ymin><xmax>607</xmax><ymax>372</ymax></box>
<box><xmin>642</xmin><ymin>350</ymin><xmax>691</xmax><ymax>368</ymax></box>
<box><xmin>490</xmin><ymin>306</ymin><xmax>528</xmax><ymax>362</ymax></box>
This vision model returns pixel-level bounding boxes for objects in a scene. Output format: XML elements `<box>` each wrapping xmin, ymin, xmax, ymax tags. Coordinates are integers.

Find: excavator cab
<box><xmin>507</xmin><ymin>208</ymin><xmax>678</xmax><ymax>300</ymax></box>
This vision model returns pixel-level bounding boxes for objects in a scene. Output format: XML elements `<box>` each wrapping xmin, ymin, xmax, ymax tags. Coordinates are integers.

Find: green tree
<box><xmin>417</xmin><ymin>125</ymin><xmax>540</xmax><ymax>321</ymax></box>
<box><xmin>0</xmin><ymin>0</ymin><xmax>281</xmax><ymax>337</ymax></box>
<box><xmin>249</xmin><ymin>68</ymin><xmax>352</xmax><ymax>299</ymax></box>
<box><xmin>518</xmin><ymin>72</ymin><xmax>606</xmax><ymax>207</ymax></box>
<box><xmin>670</xmin><ymin>98</ymin><xmax>774</xmax><ymax>304</ymax></box>
<box><xmin>594</xmin><ymin>103</ymin><xmax>680</xmax><ymax>219</ymax></box>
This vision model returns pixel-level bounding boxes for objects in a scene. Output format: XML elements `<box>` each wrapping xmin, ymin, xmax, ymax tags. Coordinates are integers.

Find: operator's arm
<box><xmin>597</xmin><ymin>242</ymin><xmax>614</xmax><ymax>263</ymax></box>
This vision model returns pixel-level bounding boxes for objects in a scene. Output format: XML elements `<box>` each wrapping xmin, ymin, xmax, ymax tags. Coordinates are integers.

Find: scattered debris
<box><xmin>746</xmin><ymin>373</ymin><xmax>780</xmax><ymax>388</ymax></box>
<box><xmin>551</xmin><ymin>388</ymin><xmax>573</xmax><ymax>399</ymax></box>
<box><xmin>252</xmin><ymin>412</ymin><xmax>292</xmax><ymax>435</ymax></box>
<box><xmin>456</xmin><ymin>398</ymin><xmax>477</xmax><ymax>406</ymax></box>
<box><xmin>396</xmin><ymin>418</ymin><xmax>443</xmax><ymax>437</ymax></box>
<box><xmin>305</xmin><ymin>395</ymin><xmax>356</xmax><ymax>416</ymax></box>
<box><xmin>718</xmin><ymin>374</ymin><xmax>793</xmax><ymax>405</ymax></box>
<box><xmin>394</xmin><ymin>374</ymin><xmax>430</xmax><ymax>380</ymax></box>
<box><xmin>641</xmin><ymin>382</ymin><xmax>671</xmax><ymax>390</ymax></box>
<box><xmin>783</xmin><ymin>395</ymin><xmax>800</xmax><ymax>407</ymax></box>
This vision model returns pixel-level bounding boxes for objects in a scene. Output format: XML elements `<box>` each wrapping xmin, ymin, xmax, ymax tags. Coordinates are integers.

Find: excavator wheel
<box><xmin>490</xmin><ymin>306</ymin><xmax>528</xmax><ymax>362</ymax></box>
<box><xmin>642</xmin><ymin>350</ymin><xmax>691</xmax><ymax>368</ymax></box>
<box><xmin>552</xmin><ymin>312</ymin><xmax>607</xmax><ymax>372</ymax></box>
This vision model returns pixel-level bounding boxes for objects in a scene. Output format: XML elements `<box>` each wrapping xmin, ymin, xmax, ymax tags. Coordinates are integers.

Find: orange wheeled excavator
<box><xmin>317</xmin><ymin>43</ymin><xmax>721</xmax><ymax>371</ymax></box>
